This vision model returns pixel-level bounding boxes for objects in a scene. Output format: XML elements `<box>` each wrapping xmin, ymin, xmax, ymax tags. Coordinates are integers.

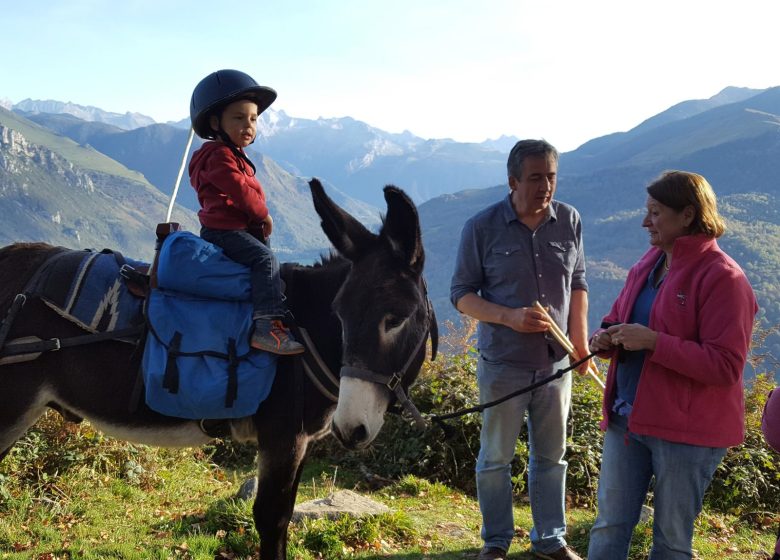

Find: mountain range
<box><xmin>3</xmin><ymin>87</ymin><xmax>780</xmax><ymax>360</ymax></box>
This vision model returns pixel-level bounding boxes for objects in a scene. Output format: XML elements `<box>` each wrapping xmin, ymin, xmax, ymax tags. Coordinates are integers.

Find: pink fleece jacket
<box><xmin>598</xmin><ymin>234</ymin><xmax>757</xmax><ymax>448</ymax></box>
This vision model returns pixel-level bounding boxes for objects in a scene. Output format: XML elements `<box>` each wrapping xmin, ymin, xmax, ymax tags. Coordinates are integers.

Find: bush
<box><xmin>565</xmin><ymin>367</ymin><xmax>606</xmax><ymax>506</ymax></box>
<box><xmin>291</xmin><ymin>511</ymin><xmax>417</xmax><ymax>559</ymax></box>
<box><xmin>706</xmin><ymin>373</ymin><xmax>780</xmax><ymax>514</ymax></box>
<box><xmin>0</xmin><ymin>411</ymin><xmax>143</xmax><ymax>486</ymax></box>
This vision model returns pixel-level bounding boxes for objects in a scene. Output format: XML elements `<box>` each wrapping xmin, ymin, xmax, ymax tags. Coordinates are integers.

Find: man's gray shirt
<box><xmin>450</xmin><ymin>194</ymin><xmax>587</xmax><ymax>369</ymax></box>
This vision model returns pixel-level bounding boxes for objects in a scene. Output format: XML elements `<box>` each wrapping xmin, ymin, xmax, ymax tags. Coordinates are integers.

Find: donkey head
<box><xmin>309</xmin><ymin>179</ymin><xmax>437</xmax><ymax>450</ymax></box>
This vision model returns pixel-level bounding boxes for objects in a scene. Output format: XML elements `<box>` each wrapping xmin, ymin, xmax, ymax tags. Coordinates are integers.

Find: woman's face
<box><xmin>642</xmin><ymin>195</ymin><xmax>694</xmax><ymax>252</ymax></box>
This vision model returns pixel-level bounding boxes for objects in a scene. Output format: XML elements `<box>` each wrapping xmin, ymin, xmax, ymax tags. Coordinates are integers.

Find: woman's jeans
<box><xmin>200</xmin><ymin>227</ymin><xmax>284</xmax><ymax>318</ymax></box>
<box><xmin>588</xmin><ymin>414</ymin><xmax>726</xmax><ymax>560</ymax></box>
<box><xmin>476</xmin><ymin>356</ymin><xmax>572</xmax><ymax>554</ymax></box>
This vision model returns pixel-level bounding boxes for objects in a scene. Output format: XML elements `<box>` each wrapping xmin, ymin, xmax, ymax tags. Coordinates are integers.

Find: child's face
<box><xmin>210</xmin><ymin>99</ymin><xmax>259</xmax><ymax>147</ymax></box>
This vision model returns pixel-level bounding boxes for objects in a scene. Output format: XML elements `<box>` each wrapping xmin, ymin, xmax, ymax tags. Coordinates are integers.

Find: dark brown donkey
<box><xmin>0</xmin><ymin>179</ymin><xmax>437</xmax><ymax>560</ymax></box>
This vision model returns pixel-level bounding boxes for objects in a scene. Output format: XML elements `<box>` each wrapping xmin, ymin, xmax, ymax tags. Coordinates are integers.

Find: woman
<box><xmin>587</xmin><ymin>171</ymin><xmax>757</xmax><ymax>559</ymax></box>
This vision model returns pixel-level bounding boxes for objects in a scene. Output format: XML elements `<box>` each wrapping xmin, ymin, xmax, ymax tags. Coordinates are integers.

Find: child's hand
<box><xmin>262</xmin><ymin>214</ymin><xmax>274</xmax><ymax>237</ymax></box>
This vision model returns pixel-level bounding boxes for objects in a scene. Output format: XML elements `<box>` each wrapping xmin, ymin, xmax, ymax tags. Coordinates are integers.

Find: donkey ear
<box><xmin>381</xmin><ymin>185</ymin><xmax>424</xmax><ymax>273</ymax></box>
<box><xmin>309</xmin><ymin>178</ymin><xmax>377</xmax><ymax>260</ymax></box>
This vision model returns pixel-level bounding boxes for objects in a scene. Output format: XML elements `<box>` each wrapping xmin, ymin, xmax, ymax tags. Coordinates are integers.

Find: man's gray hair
<box><xmin>507</xmin><ymin>139</ymin><xmax>559</xmax><ymax>179</ymax></box>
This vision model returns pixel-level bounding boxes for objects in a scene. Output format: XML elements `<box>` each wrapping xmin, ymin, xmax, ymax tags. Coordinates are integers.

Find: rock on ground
<box><xmin>291</xmin><ymin>489</ymin><xmax>391</xmax><ymax>522</ymax></box>
<box><xmin>234</xmin><ymin>479</ymin><xmax>391</xmax><ymax>522</ymax></box>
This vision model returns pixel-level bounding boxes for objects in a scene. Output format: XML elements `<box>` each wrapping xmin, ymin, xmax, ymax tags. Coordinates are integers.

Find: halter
<box><xmin>338</xmin><ymin>281</ymin><xmax>435</xmax><ymax>430</ymax></box>
<box><xmin>289</xmin><ymin>276</ymin><xmax>435</xmax><ymax>430</ymax></box>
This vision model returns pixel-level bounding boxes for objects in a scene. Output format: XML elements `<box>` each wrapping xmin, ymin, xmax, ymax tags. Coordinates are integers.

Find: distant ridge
<box><xmin>13</xmin><ymin>99</ymin><xmax>156</xmax><ymax>131</ymax></box>
<box><xmin>16</xmin><ymin>102</ymin><xmax>512</xmax><ymax>208</ymax></box>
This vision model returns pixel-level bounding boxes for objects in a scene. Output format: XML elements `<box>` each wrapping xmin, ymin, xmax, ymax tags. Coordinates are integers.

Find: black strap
<box><xmin>225</xmin><ymin>338</ymin><xmax>239</xmax><ymax>408</ymax></box>
<box><xmin>120</xmin><ymin>264</ymin><xmax>150</xmax><ymax>288</ymax></box>
<box><xmin>0</xmin><ymin>325</ymin><xmax>144</xmax><ymax>357</ymax></box>
<box><xmin>0</xmin><ymin>294</ymin><xmax>27</xmax><ymax>350</ymax></box>
<box><xmin>293</xmin><ymin>353</ymin><xmax>305</xmax><ymax>433</ymax></box>
<box><xmin>162</xmin><ymin>331</ymin><xmax>182</xmax><ymax>393</ymax></box>
<box><xmin>430</xmin><ymin>351</ymin><xmax>597</xmax><ymax>431</ymax></box>
<box><xmin>128</xmin><ymin>364</ymin><xmax>146</xmax><ymax>413</ymax></box>
<box><xmin>103</xmin><ymin>248</ymin><xmax>126</xmax><ymax>268</ymax></box>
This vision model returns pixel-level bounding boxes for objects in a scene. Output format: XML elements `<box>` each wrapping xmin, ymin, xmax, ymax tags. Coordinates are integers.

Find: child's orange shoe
<box><xmin>251</xmin><ymin>318</ymin><xmax>305</xmax><ymax>355</ymax></box>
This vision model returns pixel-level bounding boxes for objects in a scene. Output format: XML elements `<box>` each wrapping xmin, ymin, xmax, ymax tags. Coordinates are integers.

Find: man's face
<box><xmin>509</xmin><ymin>154</ymin><xmax>557</xmax><ymax>216</ymax></box>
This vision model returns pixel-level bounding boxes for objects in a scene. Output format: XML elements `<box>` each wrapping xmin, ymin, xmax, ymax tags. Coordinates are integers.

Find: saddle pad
<box><xmin>31</xmin><ymin>249</ymin><xmax>146</xmax><ymax>333</ymax></box>
<box><xmin>141</xmin><ymin>288</ymin><xmax>277</xmax><ymax>419</ymax></box>
<box><xmin>157</xmin><ymin>231</ymin><xmax>251</xmax><ymax>300</ymax></box>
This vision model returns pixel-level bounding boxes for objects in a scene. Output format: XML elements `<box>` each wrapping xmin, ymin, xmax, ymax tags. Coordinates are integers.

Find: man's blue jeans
<box><xmin>588</xmin><ymin>414</ymin><xmax>726</xmax><ymax>560</ymax></box>
<box><xmin>476</xmin><ymin>356</ymin><xmax>572</xmax><ymax>554</ymax></box>
<box><xmin>200</xmin><ymin>227</ymin><xmax>284</xmax><ymax>318</ymax></box>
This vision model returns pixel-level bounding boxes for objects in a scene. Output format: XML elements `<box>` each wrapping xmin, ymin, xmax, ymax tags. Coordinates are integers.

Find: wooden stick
<box><xmin>533</xmin><ymin>301</ymin><xmax>605</xmax><ymax>391</ymax></box>
<box><xmin>536</xmin><ymin>303</ymin><xmax>604</xmax><ymax>390</ymax></box>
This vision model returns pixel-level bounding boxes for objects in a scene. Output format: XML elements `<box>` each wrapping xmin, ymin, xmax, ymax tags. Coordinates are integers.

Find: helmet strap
<box><xmin>216</xmin><ymin>128</ymin><xmax>257</xmax><ymax>176</ymax></box>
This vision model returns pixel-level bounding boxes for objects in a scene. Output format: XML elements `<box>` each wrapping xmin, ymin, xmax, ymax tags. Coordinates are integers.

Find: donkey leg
<box><xmin>254</xmin><ymin>434</ymin><xmax>309</xmax><ymax>560</ymax></box>
<box><xmin>0</xmin><ymin>381</ymin><xmax>50</xmax><ymax>462</ymax></box>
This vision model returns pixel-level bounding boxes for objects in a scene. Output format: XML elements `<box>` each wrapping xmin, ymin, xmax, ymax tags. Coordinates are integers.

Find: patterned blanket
<box><xmin>29</xmin><ymin>248</ymin><xmax>146</xmax><ymax>333</ymax></box>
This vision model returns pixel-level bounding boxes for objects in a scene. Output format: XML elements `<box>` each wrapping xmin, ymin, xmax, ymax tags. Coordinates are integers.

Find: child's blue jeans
<box><xmin>200</xmin><ymin>227</ymin><xmax>284</xmax><ymax>318</ymax></box>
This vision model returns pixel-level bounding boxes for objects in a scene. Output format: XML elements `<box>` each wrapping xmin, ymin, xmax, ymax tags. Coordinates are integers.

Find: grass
<box><xmin>0</xmin><ymin>415</ymin><xmax>777</xmax><ymax>559</ymax></box>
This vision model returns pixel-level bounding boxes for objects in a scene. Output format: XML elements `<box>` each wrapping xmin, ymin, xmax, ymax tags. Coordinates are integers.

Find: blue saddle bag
<box><xmin>142</xmin><ymin>231</ymin><xmax>277</xmax><ymax>419</ymax></box>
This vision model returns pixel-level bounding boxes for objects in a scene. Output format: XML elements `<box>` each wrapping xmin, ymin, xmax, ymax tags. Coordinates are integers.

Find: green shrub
<box><xmin>202</xmin><ymin>438</ymin><xmax>258</xmax><ymax>469</ymax></box>
<box><xmin>706</xmin><ymin>373</ymin><xmax>780</xmax><ymax>514</ymax></box>
<box><xmin>565</xmin><ymin>367</ymin><xmax>607</xmax><ymax>506</ymax></box>
<box><xmin>293</xmin><ymin>511</ymin><xmax>417</xmax><ymax>559</ymax></box>
<box><xmin>0</xmin><ymin>411</ymin><xmax>144</xmax><ymax>497</ymax></box>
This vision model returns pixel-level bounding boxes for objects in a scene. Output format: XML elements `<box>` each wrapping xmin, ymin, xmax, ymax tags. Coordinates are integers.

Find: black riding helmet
<box><xmin>190</xmin><ymin>69</ymin><xmax>277</xmax><ymax>140</ymax></box>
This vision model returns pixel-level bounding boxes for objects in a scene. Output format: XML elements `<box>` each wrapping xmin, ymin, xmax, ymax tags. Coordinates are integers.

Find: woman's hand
<box><xmin>606</xmin><ymin>323</ymin><xmax>658</xmax><ymax>352</ymax></box>
<box><xmin>589</xmin><ymin>330</ymin><xmax>616</xmax><ymax>353</ymax></box>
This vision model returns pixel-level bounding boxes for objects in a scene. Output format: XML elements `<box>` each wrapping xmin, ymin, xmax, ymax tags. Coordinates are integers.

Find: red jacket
<box><xmin>189</xmin><ymin>141</ymin><xmax>268</xmax><ymax>229</ymax></box>
<box><xmin>598</xmin><ymin>234</ymin><xmax>757</xmax><ymax>447</ymax></box>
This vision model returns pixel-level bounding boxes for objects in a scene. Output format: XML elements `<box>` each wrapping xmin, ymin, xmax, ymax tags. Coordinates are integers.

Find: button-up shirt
<box><xmin>450</xmin><ymin>194</ymin><xmax>587</xmax><ymax>368</ymax></box>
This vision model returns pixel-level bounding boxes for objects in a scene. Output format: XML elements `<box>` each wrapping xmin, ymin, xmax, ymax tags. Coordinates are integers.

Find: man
<box><xmin>450</xmin><ymin>139</ymin><xmax>588</xmax><ymax>560</ymax></box>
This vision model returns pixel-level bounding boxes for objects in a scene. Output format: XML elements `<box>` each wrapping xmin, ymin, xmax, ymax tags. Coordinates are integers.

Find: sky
<box><xmin>2</xmin><ymin>0</ymin><xmax>779</xmax><ymax>152</ymax></box>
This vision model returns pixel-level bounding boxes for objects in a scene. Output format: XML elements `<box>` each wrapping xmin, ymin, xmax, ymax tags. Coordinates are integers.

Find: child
<box><xmin>188</xmin><ymin>69</ymin><xmax>304</xmax><ymax>355</ymax></box>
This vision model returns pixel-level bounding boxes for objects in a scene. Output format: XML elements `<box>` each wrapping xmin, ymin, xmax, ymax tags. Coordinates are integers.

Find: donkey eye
<box><xmin>383</xmin><ymin>314</ymin><xmax>405</xmax><ymax>332</ymax></box>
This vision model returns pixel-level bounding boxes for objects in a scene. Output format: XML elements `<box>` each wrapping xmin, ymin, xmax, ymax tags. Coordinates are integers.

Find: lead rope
<box><xmin>430</xmin><ymin>351</ymin><xmax>598</xmax><ymax>436</ymax></box>
<box><xmin>165</xmin><ymin>128</ymin><xmax>195</xmax><ymax>223</ymax></box>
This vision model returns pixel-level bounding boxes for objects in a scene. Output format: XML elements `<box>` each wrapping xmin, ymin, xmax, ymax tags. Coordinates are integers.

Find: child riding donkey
<box><xmin>189</xmin><ymin>69</ymin><xmax>304</xmax><ymax>356</ymax></box>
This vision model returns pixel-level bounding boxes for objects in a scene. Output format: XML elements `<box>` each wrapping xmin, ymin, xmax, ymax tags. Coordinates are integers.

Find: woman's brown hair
<box><xmin>646</xmin><ymin>170</ymin><xmax>726</xmax><ymax>238</ymax></box>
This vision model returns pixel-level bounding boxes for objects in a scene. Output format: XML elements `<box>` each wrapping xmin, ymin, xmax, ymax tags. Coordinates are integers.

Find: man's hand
<box><xmin>571</xmin><ymin>341</ymin><xmax>592</xmax><ymax>375</ymax></box>
<box><xmin>503</xmin><ymin>307</ymin><xmax>552</xmax><ymax>333</ymax></box>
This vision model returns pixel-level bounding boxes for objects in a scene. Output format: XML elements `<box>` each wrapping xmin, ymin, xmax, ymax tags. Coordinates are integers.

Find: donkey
<box><xmin>0</xmin><ymin>179</ymin><xmax>437</xmax><ymax>560</ymax></box>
